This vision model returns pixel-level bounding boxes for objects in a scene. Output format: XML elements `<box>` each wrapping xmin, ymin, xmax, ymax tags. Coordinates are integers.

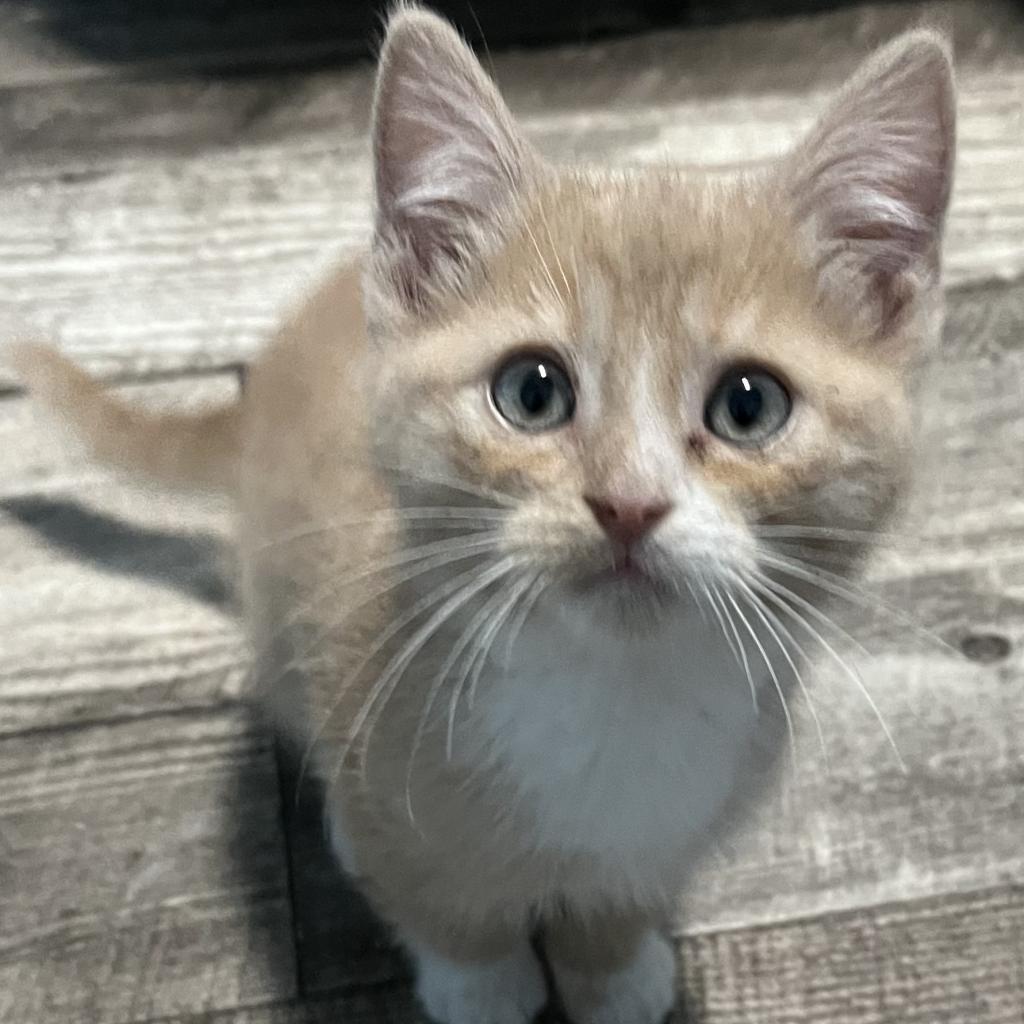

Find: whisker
<box><xmin>710</xmin><ymin>581</ymin><xmax>758</xmax><ymax>714</ymax></box>
<box><xmin>538</xmin><ymin>214</ymin><xmax>572</xmax><ymax>300</ymax></box>
<box><xmin>699</xmin><ymin>574</ymin><xmax>741</xmax><ymax>664</ymax></box>
<box><xmin>373</xmin><ymin>458</ymin><xmax>520</xmax><ymax>510</ymax></box>
<box><xmin>289</xmin><ymin>548</ymin><xmax>504</xmax><ymax>796</ymax></box>
<box><xmin>725</xmin><ymin>590</ymin><xmax>796</xmax><ymax>764</ymax></box>
<box><xmin>458</xmin><ymin>570</ymin><xmax>542</xmax><ymax>732</ymax></box>
<box><xmin>753</xmin><ymin>574</ymin><xmax>906</xmax><ymax>772</ymax></box>
<box><xmin>682</xmin><ymin>576</ymin><xmax>710</xmax><ymax>625</ymax></box>
<box><xmin>251</xmin><ymin>506</ymin><xmax>509</xmax><ymax>557</ymax></box>
<box><xmin>265</xmin><ymin>533</ymin><xmax>505</xmax><ymax>672</ymax></box>
<box><xmin>520</xmin><ymin>215</ymin><xmax>563</xmax><ymax>305</ymax></box>
<box><xmin>497</xmin><ymin>572</ymin><xmax>551</xmax><ymax>673</ymax></box>
<box><xmin>342</xmin><ymin>557</ymin><xmax>523</xmax><ymax>787</ymax></box>
<box><xmin>734</xmin><ymin>577</ymin><xmax>828</xmax><ymax>763</ymax></box>
<box><xmin>751</xmin><ymin>524</ymin><xmax>910</xmax><ymax>545</ymax></box>
<box><xmin>757</xmin><ymin>550</ymin><xmax>956</xmax><ymax>656</ymax></box>
<box><xmin>403</xmin><ymin>571</ymin><xmax>529</xmax><ymax>822</ymax></box>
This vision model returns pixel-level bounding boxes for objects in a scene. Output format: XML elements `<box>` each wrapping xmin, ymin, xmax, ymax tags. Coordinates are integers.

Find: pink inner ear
<box><xmin>371</xmin><ymin>12</ymin><xmax>528</xmax><ymax>311</ymax></box>
<box><xmin>789</xmin><ymin>32</ymin><xmax>955</xmax><ymax>332</ymax></box>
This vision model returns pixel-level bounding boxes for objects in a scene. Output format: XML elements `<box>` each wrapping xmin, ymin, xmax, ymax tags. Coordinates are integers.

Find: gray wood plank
<box><xmin>149</xmin><ymin>987</ymin><xmax>422</xmax><ymax>1024</ymax></box>
<box><xmin>679</xmin><ymin>885</ymin><xmax>1024</xmax><ymax>1024</ymax></box>
<box><xmin>145</xmin><ymin>885</ymin><xmax>1024</xmax><ymax>1023</ymax></box>
<box><xmin>0</xmin><ymin>1</ymin><xmax>1021</xmax><ymax>382</ymax></box>
<box><xmin>0</xmin><ymin>375</ymin><xmax>246</xmax><ymax>736</ymax></box>
<box><xmin>0</xmin><ymin>710</ymin><xmax>296</xmax><ymax>1024</ymax></box>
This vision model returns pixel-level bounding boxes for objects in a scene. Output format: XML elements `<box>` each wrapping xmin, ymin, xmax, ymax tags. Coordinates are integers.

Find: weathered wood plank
<box><xmin>679</xmin><ymin>885</ymin><xmax>1024</xmax><ymax>1024</ymax></box>
<box><xmin>144</xmin><ymin>885</ymin><xmax>1024</xmax><ymax>1023</ymax></box>
<box><xmin>0</xmin><ymin>1</ymin><xmax>1021</xmax><ymax>382</ymax></box>
<box><xmin>0</xmin><ymin>375</ymin><xmax>246</xmax><ymax>736</ymax></box>
<box><xmin>0</xmin><ymin>710</ymin><xmax>296</xmax><ymax>1024</ymax></box>
<box><xmin>148</xmin><ymin>988</ymin><xmax>423</xmax><ymax>1024</ymax></box>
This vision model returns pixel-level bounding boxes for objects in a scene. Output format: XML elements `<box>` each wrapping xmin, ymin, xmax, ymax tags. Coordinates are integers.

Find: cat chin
<box><xmin>563</xmin><ymin>568</ymin><xmax>684</xmax><ymax>634</ymax></box>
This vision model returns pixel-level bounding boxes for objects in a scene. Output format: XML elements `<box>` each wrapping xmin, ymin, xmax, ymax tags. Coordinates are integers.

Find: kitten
<box><xmin>11</xmin><ymin>8</ymin><xmax>955</xmax><ymax>1024</ymax></box>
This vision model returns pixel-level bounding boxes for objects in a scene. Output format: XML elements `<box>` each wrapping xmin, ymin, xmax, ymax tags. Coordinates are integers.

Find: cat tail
<box><xmin>7</xmin><ymin>341</ymin><xmax>242</xmax><ymax>494</ymax></box>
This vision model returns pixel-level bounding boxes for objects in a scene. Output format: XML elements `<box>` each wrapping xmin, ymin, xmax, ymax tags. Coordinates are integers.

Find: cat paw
<box><xmin>411</xmin><ymin>943</ymin><xmax>548</xmax><ymax>1024</ymax></box>
<box><xmin>554</xmin><ymin>930</ymin><xmax>676</xmax><ymax>1024</ymax></box>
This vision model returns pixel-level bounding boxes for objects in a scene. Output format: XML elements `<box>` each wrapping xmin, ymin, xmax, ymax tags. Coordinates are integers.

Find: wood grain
<box><xmin>679</xmin><ymin>885</ymin><xmax>1024</xmax><ymax>1024</ymax></box>
<box><xmin>0</xmin><ymin>375</ymin><xmax>245</xmax><ymax>736</ymax></box>
<box><xmin>0</xmin><ymin>1</ymin><xmax>1021</xmax><ymax>382</ymax></box>
<box><xmin>0</xmin><ymin>710</ymin><xmax>296</xmax><ymax>1024</ymax></box>
<box><xmin>134</xmin><ymin>885</ymin><xmax>1024</xmax><ymax>1023</ymax></box>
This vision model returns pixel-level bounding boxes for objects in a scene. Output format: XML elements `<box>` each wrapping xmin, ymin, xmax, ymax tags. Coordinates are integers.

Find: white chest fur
<box><xmin>473</xmin><ymin>600</ymin><xmax>767</xmax><ymax>883</ymax></box>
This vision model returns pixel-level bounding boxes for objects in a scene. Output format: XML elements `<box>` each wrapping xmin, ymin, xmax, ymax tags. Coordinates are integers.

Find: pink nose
<box><xmin>584</xmin><ymin>496</ymin><xmax>671</xmax><ymax>547</ymax></box>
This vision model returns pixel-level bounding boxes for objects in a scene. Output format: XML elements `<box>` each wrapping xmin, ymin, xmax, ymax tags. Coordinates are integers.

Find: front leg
<box><xmin>546</xmin><ymin>912</ymin><xmax>677</xmax><ymax>1024</ymax></box>
<box><xmin>402</xmin><ymin>926</ymin><xmax>547</xmax><ymax>1024</ymax></box>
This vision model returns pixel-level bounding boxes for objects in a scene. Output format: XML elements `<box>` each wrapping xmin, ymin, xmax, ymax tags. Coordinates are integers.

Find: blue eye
<box><xmin>491</xmin><ymin>353</ymin><xmax>575</xmax><ymax>432</ymax></box>
<box><xmin>705</xmin><ymin>368</ymin><xmax>791</xmax><ymax>447</ymax></box>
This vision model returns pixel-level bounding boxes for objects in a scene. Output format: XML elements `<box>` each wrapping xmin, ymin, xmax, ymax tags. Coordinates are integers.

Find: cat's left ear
<box><xmin>368</xmin><ymin>7</ymin><xmax>534</xmax><ymax>317</ymax></box>
<box><xmin>785</xmin><ymin>30</ymin><xmax>955</xmax><ymax>340</ymax></box>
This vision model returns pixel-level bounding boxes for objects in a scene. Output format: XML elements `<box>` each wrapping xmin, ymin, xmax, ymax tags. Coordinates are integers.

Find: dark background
<box><xmin>15</xmin><ymin>0</ymin><xmax>887</xmax><ymax>75</ymax></box>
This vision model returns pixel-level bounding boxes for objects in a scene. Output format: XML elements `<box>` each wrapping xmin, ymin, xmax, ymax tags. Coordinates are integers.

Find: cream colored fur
<box><xmin>10</xmin><ymin>9</ymin><xmax>955</xmax><ymax>1024</ymax></box>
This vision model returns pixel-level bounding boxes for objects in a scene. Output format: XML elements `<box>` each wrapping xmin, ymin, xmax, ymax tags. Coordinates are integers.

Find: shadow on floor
<box><xmin>0</xmin><ymin>495</ymin><xmax>231</xmax><ymax>608</ymax></box>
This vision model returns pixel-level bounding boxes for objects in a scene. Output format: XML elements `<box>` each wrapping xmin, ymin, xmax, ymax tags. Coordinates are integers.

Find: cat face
<box><xmin>363</xmin><ymin>9</ymin><xmax>954</xmax><ymax>625</ymax></box>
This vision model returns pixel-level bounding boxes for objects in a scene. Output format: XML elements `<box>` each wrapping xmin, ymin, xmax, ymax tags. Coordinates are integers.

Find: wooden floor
<box><xmin>1</xmin><ymin>2</ymin><xmax>1023</xmax><ymax>1021</ymax></box>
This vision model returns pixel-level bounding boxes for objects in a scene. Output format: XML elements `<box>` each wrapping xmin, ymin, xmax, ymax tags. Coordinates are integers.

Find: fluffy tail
<box><xmin>8</xmin><ymin>342</ymin><xmax>242</xmax><ymax>493</ymax></box>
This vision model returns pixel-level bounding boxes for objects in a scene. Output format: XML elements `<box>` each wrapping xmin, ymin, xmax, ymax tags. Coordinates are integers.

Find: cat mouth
<box><xmin>575</xmin><ymin>552</ymin><xmax>675</xmax><ymax>599</ymax></box>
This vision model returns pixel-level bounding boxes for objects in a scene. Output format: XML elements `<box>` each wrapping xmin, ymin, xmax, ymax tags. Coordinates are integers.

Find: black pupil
<box><xmin>520</xmin><ymin>366</ymin><xmax>554</xmax><ymax>416</ymax></box>
<box><xmin>727</xmin><ymin>379</ymin><xmax>763</xmax><ymax>429</ymax></box>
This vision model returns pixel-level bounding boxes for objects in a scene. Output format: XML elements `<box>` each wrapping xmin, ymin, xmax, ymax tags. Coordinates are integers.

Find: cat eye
<box><xmin>491</xmin><ymin>352</ymin><xmax>575</xmax><ymax>432</ymax></box>
<box><xmin>705</xmin><ymin>368</ymin><xmax>791</xmax><ymax>447</ymax></box>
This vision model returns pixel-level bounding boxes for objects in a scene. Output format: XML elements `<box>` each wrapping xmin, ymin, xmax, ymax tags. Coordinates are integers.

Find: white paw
<box><xmin>410</xmin><ymin>942</ymin><xmax>547</xmax><ymax>1024</ymax></box>
<box><xmin>554</xmin><ymin>930</ymin><xmax>676</xmax><ymax>1024</ymax></box>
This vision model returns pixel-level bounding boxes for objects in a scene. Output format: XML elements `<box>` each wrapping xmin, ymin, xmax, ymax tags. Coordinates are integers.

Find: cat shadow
<box><xmin>271</xmin><ymin>732</ymin><xmax>407</xmax><ymax>997</ymax></box>
<box><xmin>0</xmin><ymin>494</ymin><xmax>697</xmax><ymax>1019</ymax></box>
<box><xmin>0</xmin><ymin>495</ymin><xmax>231</xmax><ymax>608</ymax></box>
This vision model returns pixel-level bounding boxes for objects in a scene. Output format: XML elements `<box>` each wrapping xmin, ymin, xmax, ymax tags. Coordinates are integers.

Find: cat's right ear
<box><xmin>368</xmin><ymin>7</ymin><xmax>533</xmax><ymax>317</ymax></box>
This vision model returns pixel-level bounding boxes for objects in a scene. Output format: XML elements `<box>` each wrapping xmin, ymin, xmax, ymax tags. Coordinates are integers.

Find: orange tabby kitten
<box><xmin>12</xmin><ymin>8</ymin><xmax>954</xmax><ymax>1024</ymax></box>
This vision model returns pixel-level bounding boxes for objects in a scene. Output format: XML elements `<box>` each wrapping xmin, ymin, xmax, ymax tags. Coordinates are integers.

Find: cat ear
<box><xmin>786</xmin><ymin>30</ymin><xmax>955</xmax><ymax>337</ymax></box>
<box><xmin>369</xmin><ymin>7</ymin><xmax>532</xmax><ymax>314</ymax></box>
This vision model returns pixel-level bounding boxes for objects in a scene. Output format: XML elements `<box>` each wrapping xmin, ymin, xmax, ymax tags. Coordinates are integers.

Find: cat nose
<box><xmin>584</xmin><ymin>496</ymin><xmax>672</xmax><ymax>546</ymax></box>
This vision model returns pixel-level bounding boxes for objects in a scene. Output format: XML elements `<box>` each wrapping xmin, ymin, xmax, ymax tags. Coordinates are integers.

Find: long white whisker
<box><xmin>373</xmin><ymin>458</ymin><xmax>519</xmax><ymax>509</ymax></box>
<box><xmin>734</xmin><ymin>577</ymin><xmax>827</xmax><ymax>763</ymax></box>
<box><xmin>454</xmin><ymin>570</ymin><xmax>541</xmax><ymax>747</ymax></box>
<box><xmin>754</xmin><ymin>575</ymin><xmax>906</xmax><ymax>772</ymax></box>
<box><xmin>700</xmin><ymin>575</ymin><xmax>741</xmax><ymax>664</ymax></box>
<box><xmin>498</xmin><ymin>573</ymin><xmax>550</xmax><ymax>673</ymax></box>
<box><xmin>751</xmin><ymin>524</ymin><xmax>909</xmax><ymax>545</ymax></box>
<box><xmin>726</xmin><ymin>590</ymin><xmax>796</xmax><ymax>763</ymax></box>
<box><xmin>758</xmin><ymin>551</ymin><xmax>956</xmax><ymax>656</ymax></box>
<box><xmin>403</xmin><ymin>571</ymin><xmax>528</xmax><ymax>822</ymax></box>
<box><xmin>711</xmin><ymin>582</ymin><xmax>758</xmax><ymax>714</ymax></box>
<box><xmin>250</xmin><ymin>506</ymin><xmax>509</xmax><ymax>556</ymax></box>
<box><xmin>265</xmin><ymin>533</ymin><xmax>505</xmax><ymax>678</ymax></box>
<box><xmin>293</xmin><ymin>553</ymin><xmax>505</xmax><ymax>795</ymax></box>
<box><xmin>345</xmin><ymin>557</ymin><xmax>522</xmax><ymax>787</ymax></box>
